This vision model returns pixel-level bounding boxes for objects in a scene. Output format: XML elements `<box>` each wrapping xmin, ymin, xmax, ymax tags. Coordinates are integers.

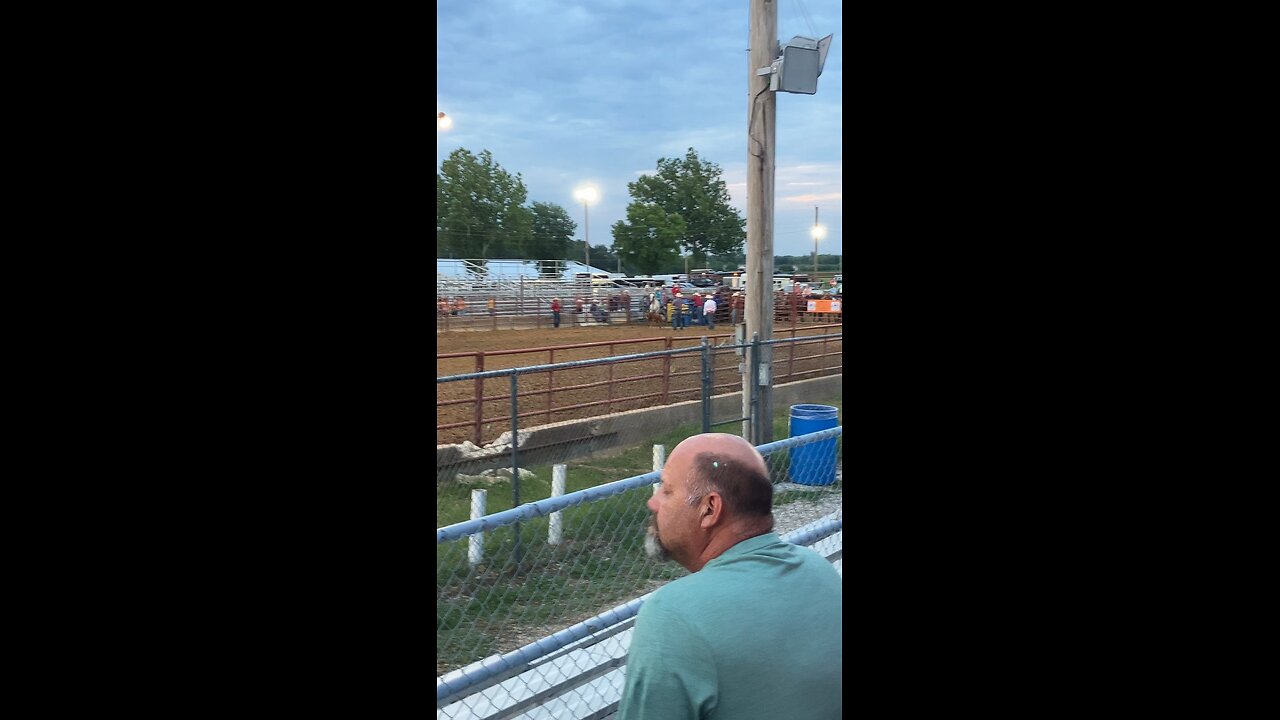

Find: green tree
<box><xmin>773</xmin><ymin>254</ymin><xmax>841</xmax><ymax>273</ymax></box>
<box><xmin>611</xmin><ymin>203</ymin><xmax>687</xmax><ymax>275</ymax></box>
<box><xmin>592</xmin><ymin>243</ymin><xmax>618</xmax><ymax>272</ymax></box>
<box><xmin>527</xmin><ymin>201</ymin><xmax>577</xmax><ymax>276</ymax></box>
<box><xmin>708</xmin><ymin>250</ymin><xmax>746</xmax><ymax>270</ymax></box>
<box><xmin>613</xmin><ymin>148</ymin><xmax>745</xmax><ymax>269</ymax></box>
<box><xmin>436</xmin><ymin>148</ymin><xmax>533</xmax><ymax>260</ymax></box>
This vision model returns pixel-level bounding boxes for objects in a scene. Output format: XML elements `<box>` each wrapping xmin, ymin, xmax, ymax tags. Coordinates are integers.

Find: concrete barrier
<box><xmin>436</xmin><ymin>375</ymin><xmax>840</xmax><ymax>484</ymax></box>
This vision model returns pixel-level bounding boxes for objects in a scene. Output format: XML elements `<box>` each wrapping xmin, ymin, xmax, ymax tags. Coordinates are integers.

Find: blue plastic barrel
<box><xmin>788</xmin><ymin>404</ymin><xmax>839</xmax><ymax>486</ymax></box>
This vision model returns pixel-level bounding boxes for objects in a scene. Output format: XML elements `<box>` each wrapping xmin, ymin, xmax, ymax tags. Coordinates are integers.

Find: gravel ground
<box><xmin>772</xmin><ymin>468</ymin><xmax>844</xmax><ymax>534</ymax></box>
<box><xmin>773</xmin><ymin>490</ymin><xmax>843</xmax><ymax>534</ymax></box>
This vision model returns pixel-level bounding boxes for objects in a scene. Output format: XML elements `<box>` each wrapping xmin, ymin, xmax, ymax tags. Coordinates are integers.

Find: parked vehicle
<box><xmin>610</xmin><ymin>277</ymin><xmax>664</xmax><ymax>289</ymax></box>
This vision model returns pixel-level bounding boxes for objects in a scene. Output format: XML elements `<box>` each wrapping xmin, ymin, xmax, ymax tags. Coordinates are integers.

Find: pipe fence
<box><xmin>437</xmin><ymin>330</ymin><xmax>842</xmax><ymax>450</ymax></box>
<box><xmin>436</xmin><ymin>280</ymin><xmax>842</xmax><ymax>333</ymax></box>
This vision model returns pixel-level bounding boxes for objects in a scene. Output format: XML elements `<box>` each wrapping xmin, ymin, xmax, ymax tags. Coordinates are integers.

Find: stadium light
<box><xmin>573</xmin><ymin>185</ymin><xmax>599</xmax><ymax>270</ymax></box>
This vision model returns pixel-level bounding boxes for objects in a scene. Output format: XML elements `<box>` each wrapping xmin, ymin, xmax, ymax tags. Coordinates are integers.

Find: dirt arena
<box><xmin>436</xmin><ymin>319</ymin><xmax>841</xmax><ymax>446</ymax></box>
<box><xmin>439</xmin><ymin>322</ymin><xmax>706</xmax><ymax>353</ymax></box>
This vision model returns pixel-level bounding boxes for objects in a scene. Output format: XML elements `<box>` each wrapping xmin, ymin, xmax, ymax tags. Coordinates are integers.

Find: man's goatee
<box><xmin>644</xmin><ymin>519</ymin><xmax>670</xmax><ymax>561</ymax></box>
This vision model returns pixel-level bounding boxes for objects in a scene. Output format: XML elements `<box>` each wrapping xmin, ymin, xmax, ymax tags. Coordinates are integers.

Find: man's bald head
<box><xmin>670</xmin><ymin>433</ymin><xmax>773</xmax><ymax>520</ymax></box>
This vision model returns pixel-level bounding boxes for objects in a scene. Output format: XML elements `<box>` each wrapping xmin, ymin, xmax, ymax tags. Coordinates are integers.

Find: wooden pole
<box><xmin>744</xmin><ymin>0</ymin><xmax>777</xmax><ymax>444</ymax></box>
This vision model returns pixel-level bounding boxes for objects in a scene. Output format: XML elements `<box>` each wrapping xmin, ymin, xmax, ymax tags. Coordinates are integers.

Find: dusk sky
<box><xmin>437</xmin><ymin>0</ymin><xmax>842</xmax><ymax>266</ymax></box>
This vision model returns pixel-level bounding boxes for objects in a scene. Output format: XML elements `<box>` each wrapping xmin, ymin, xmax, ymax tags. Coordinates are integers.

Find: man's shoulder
<box><xmin>640</xmin><ymin>572</ymin><xmax>718</xmax><ymax>618</ymax></box>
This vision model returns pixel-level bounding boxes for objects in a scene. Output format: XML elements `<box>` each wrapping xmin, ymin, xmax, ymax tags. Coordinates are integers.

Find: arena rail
<box><xmin>437</xmin><ymin>327</ymin><xmax>842</xmax><ymax>446</ymax></box>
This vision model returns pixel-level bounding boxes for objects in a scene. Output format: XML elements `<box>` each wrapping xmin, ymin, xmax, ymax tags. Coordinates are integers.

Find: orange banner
<box><xmin>805</xmin><ymin>300</ymin><xmax>841</xmax><ymax>313</ymax></box>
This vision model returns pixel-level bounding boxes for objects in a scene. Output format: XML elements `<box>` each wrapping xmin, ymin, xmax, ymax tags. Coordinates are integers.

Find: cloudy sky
<box><xmin>436</xmin><ymin>0</ymin><xmax>842</xmax><ymax>266</ymax></box>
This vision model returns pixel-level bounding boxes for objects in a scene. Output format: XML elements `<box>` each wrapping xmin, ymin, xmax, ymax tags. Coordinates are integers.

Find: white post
<box><xmin>469</xmin><ymin>489</ymin><xmax>486</xmax><ymax>565</ymax></box>
<box><xmin>652</xmin><ymin>445</ymin><xmax>665</xmax><ymax>494</ymax></box>
<box><xmin>549</xmin><ymin>464</ymin><xmax>566</xmax><ymax>545</ymax></box>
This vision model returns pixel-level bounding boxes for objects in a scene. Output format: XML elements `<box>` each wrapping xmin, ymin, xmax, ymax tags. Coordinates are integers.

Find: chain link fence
<box><xmin>436</xmin><ymin>426</ymin><xmax>842</xmax><ymax>719</ymax></box>
<box><xmin>437</xmin><ymin>332</ymin><xmax>842</xmax><ymax>460</ymax></box>
<box><xmin>438</xmin><ymin>333</ymin><xmax>842</xmax><ymax>718</ymax></box>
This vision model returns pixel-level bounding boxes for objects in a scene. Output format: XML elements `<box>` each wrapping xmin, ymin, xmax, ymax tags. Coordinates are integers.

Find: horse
<box><xmin>645</xmin><ymin>293</ymin><xmax>665</xmax><ymax>326</ymax></box>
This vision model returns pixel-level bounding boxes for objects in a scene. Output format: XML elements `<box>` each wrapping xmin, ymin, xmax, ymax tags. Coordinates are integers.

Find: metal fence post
<box><xmin>750</xmin><ymin>332</ymin><xmax>762</xmax><ymax>445</ymax></box>
<box><xmin>661</xmin><ymin>337</ymin><xmax>672</xmax><ymax>405</ymax></box>
<box><xmin>549</xmin><ymin>464</ymin><xmax>565</xmax><ymax>545</ymax></box>
<box><xmin>700</xmin><ymin>336</ymin><xmax>711</xmax><ymax>433</ymax></box>
<box><xmin>469</xmin><ymin>489</ymin><xmax>486</xmax><ymax>565</ymax></box>
<box><xmin>511</xmin><ymin>371</ymin><xmax>522</xmax><ymax>568</ymax></box>
<box><xmin>473</xmin><ymin>352</ymin><xmax>485</xmax><ymax>445</ymax></box>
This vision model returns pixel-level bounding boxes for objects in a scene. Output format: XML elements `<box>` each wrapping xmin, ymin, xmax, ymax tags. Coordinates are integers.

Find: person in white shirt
<box><xmin>701</xmin><ymin>294</ymin><xmax>717</xmax><ymax>329</ymax></box>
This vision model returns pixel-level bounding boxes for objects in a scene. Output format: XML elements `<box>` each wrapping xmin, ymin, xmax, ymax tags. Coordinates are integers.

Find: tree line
<box><xmin>437</xmin><ymin>147</ymin><xmax>749</xmax><ymax>276</ymax></box>
<box><xmin>775</xmin><ymin>255</ymin><xmax>843</xmax><ymax>274</ymax></box>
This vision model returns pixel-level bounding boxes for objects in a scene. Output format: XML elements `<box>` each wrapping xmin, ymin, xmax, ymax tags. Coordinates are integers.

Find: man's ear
<box><xmin>699</xmin><ymin>492</ymin><xmax>724</xmax><ymax>529</ymax></box>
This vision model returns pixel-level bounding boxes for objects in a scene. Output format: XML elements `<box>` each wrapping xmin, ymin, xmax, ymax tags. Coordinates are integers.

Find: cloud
<box><xmin>438</xmin><ymin>0</ymin><xmax>842</xmax><ymax>259</ymax></box>
<box><xmin>781</xmin><ymin>192</ymin><xmax>843</xmax><ymax>204</ymax></box>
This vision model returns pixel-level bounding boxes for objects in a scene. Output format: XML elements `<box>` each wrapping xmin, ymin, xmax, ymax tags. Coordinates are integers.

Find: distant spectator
<box><xmin>454</xmin><ymin>297</ymin><xmax>467</xmax><ymax>315</ymax></box>
<box><xmin>551</xmin><ymin>297</ymin><xmax>562</xmax><ymax>328</ymax></box>
<box><xmin>487</xmin><ymin>297</ymin><xmax>497</xmax><ymax>316</ymax></box>
<box><xmin>590</xmin><ymin>301</ymin><xmax>608</xmax><ymax>323</ymax></box>
<box><xmin>702</xmin><ymin>294</ymin><xmax>717</xmax><ymax>329</ymax></box>
<box><xmin>731</xmin><ymin>292</ymin><xmax>745</xmax><ymax>325</ymax></box>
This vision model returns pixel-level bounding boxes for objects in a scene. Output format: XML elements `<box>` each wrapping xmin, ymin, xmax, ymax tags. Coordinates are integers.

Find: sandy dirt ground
<box><xmin>436</xmin><ymin>318</ymin><xmax>841</xmax><ymax>446</ymax></box>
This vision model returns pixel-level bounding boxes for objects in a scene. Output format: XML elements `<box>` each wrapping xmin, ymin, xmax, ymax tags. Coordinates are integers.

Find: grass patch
<box><xmin>436</xmin><ymin>395</ymin><xmax>842</xmax><ymax>672</ymax></box>
<box><xmin>438</xmin><ymin>397</ymin><xmax>842</xmax><ymax>527</ymax></box>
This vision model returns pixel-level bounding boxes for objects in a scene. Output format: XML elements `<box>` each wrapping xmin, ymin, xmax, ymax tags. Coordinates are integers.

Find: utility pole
<box><xmin>744</xmin><ymin>0</ymin><xmax>777</xmax><ymax>445</ymax></box>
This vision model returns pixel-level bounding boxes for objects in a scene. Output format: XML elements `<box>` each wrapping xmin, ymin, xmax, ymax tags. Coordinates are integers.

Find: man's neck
<box><xmin>687</xmin><ymin>519</ymin><xmax>772</xmax><ymax>572</ymax></box>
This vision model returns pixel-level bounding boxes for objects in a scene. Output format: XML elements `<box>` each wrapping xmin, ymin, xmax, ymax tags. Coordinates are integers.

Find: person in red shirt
<box><xmin>550</xmin><ymin>297</ymin><xmax>562</xmax><ymax>328</ymax></box>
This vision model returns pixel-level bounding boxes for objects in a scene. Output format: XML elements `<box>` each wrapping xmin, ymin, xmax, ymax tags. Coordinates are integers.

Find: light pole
<box><xmin>573</xmin><ymin>186</ymin><xmax>598</xmax><ymax>270</ymax></box>
<box><xmin>811</xmin><ymin>206</ymin><xmax>826</xmax><ymax>276</ymax></box>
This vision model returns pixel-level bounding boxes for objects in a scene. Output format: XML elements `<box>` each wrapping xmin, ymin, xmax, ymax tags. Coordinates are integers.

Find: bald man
<box><xmin>618</xmin><ymin>433</ymin><xmax>841</xmax><ymax>720</ymax></box>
